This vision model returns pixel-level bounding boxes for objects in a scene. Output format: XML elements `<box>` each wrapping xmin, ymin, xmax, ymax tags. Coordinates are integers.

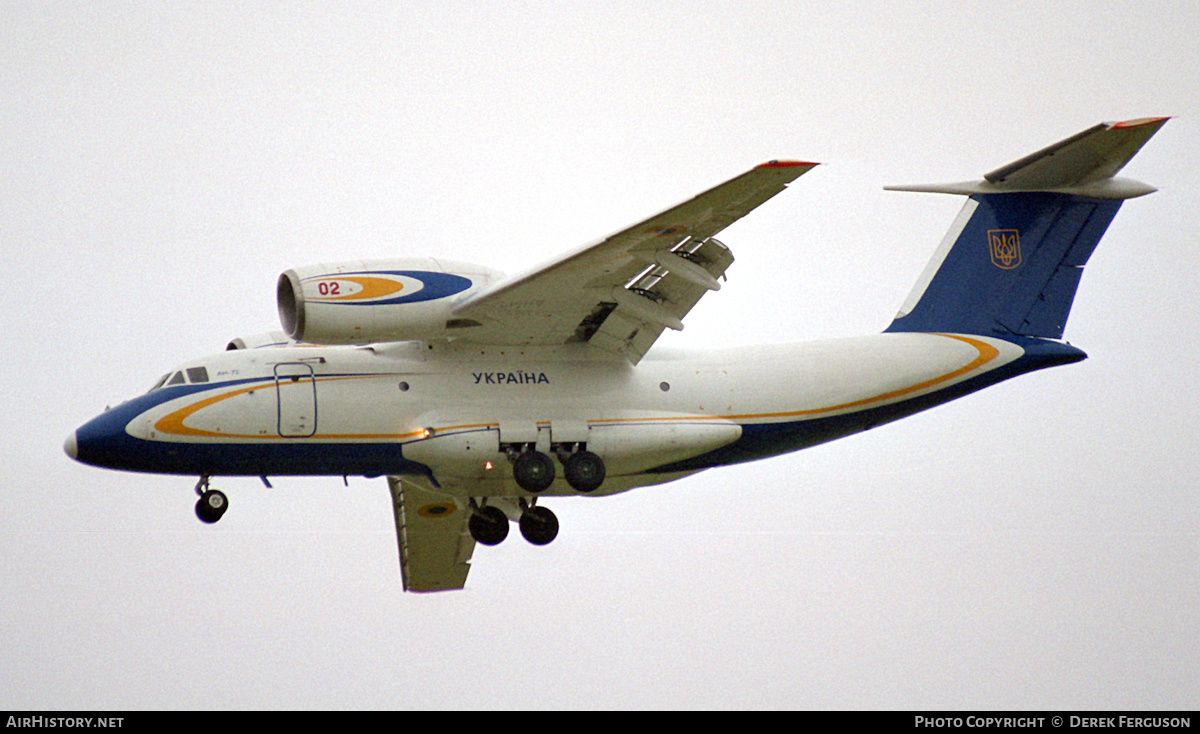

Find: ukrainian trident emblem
<box><xmin>987</xmin><ymin>229</ymin><xmax>1022</xmax><ymax>269</ymax></box>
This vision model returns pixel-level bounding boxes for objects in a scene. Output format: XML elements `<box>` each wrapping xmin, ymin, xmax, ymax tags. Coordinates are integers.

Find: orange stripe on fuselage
<box><xmin>152</xmin><ymin>334</ymin><xmax>1001</xmax><ymax>440</ymax></box>
<box><xmin>152</xmin><ymin>375</ymin><xmax>427</xmax><ymax>441</ymax></box>
<box><xmin>726</xmin><ymin>333</ymin><xmax>1000</xmax><ymax>420</ymax></box>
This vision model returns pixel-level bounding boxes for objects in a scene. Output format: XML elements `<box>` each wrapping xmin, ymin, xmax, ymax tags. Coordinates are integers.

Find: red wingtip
<box><xmin>1111</xmin><ymin>116</ymin><xmax>1171</xmax><ymax>129</ymax></box>
<box><xmin>756</xmin><ymin>160</ymin><xmax>819</xmax><ymax>168</ymax></box>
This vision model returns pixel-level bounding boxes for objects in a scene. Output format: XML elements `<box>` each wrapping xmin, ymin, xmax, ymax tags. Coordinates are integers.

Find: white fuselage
<box><xmin>72</xmin><ymin>332</ymin><xmax>1038</xmax><ymax>499</ymax></box>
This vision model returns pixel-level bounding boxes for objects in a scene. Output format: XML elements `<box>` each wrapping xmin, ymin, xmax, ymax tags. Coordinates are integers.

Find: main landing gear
<box><xmin>468</xmin><ymin>498</ymin><xmax>559</xmax><ymax>546</ymax></box>
<box><xmin>194</xmin><ymin>475</ymin><xmax>228</xmax><ymax>524</ymax></box>
<box><xmin>475</xmin><ymin>444</ymin><xmax>600</xmax><ymax>548</ymax></box>
<box><xmin>511</xmin><ymin>449</ymin><xmax>555</xmax><ymax>493</ymax></box>
<box><xmin>468</xmin><ymin>503</ymin><xmax>509</xmax><ymax>546</ymax></box>
<box><xmin>561</xmin><ymin>449</ymin><xmax>605</xmax><ymax>493</ymax></box>
<box><xmin>518</xmin><ymin>502</ymin><xmax>558</xmax><ymax>545</ymax></box>
<box><xmin>508</xmin><ymin>445</ymin><xmax>606</xmax><ymax>494</ymax></box>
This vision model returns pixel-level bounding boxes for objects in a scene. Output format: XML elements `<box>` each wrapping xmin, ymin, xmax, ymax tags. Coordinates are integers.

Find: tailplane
<box><xmin>885</xmin><ymin>118</ymin><xmax>1167</xmax><ymax>338</ymax></box>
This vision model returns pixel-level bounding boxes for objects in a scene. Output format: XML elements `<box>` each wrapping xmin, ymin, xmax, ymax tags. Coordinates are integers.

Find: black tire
<box><xmin>518</xmin><ymin>505</ymin><xmax>559</xmax><ymax>546</ymax></box>
<box><xmin>468</xmin><ymin>505</ymin><xmax>510</xmax><ymax>546</ymax></box>
<box><xmin>195</xmin><ymin>489</ymin><xmax>228</xmax><ymax>524</ymax></box>
<box><xmin>512</xmin><ymin>450</ymin><xmax>555</xmax><ymax>493</ymax></box>
<box><xmin>563</xmin><ymin>450</ymin><xmax>605</xmax><ymax>492</ymax></box>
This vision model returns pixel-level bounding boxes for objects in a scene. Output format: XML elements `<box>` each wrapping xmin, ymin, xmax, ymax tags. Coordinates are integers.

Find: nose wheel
<box><xmin>194</xmin><ymin>476</ymin><xmax>228</xmax><ymax>524</ymax></box>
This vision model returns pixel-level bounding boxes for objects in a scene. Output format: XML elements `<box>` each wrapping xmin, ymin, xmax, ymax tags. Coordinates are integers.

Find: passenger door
<box><xmin>274</xmin><ymin>363</ymin><xmax>317</xmax><ymax>437</ymax></box>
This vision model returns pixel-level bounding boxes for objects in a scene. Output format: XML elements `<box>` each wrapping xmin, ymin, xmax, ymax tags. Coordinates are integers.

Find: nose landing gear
<box><xmin>194</xmin><ymin>476</ymin><xmax>228</xmax><ymax>524</ymax></box>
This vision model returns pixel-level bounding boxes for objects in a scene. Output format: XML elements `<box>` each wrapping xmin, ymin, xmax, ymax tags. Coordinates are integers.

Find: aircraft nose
<box><xmin>64</xmin><ymin>431</ymin><xmax>78</xmax><ymax>460</ymax></box>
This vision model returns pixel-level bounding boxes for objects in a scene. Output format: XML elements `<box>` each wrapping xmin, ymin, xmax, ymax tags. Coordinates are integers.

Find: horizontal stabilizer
<box><xmin>886</xmin><ymin>117</ymin><xmax>1168</xmax><ymax>200</ymax></box>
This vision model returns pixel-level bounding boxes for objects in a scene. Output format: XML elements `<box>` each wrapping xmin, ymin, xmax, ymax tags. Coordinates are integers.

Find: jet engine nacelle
<box><xmin>225</xmin><ymin>330</ymin><xmax>297</xmax><ymax>350</ymax></box>
<box><xmin>277</xmin><ymin>258</ymin><xmax>503</xmax><ymax>344</ymax></box>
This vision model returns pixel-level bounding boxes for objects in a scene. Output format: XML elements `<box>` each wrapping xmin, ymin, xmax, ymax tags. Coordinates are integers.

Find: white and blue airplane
<box><xmin>66</xmin><ymin>118</ymin><xmax>1167</xmax><ymax>591</ymax></box>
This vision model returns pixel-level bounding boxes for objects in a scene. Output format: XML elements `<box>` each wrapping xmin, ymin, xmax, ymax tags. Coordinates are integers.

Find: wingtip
<box><xmin>756</xmin><ymin>160</ymin><xmax>820</xmax><ymax>169</ymax></box>
<box><xmin>1110</xmin><ymin>116</ymin><xmax>1171</xmax><ymax>129</ymax></box>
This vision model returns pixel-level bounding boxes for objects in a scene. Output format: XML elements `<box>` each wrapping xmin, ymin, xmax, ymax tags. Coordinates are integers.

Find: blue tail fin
<box><xmin>886</xmin><ymin>193</ymin><xmax>1121</xmax><ymax>338</ymax></box>
<box><xmin>884</xmin><ymin>118</ymin><xmax>1166</xmax><ymax>338</ymax></box>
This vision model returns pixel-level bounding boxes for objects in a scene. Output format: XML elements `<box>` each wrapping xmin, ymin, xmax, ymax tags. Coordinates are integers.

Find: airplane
<box><xmin>65</xmin><ymin>117</ymin><xmax>1167</xmax><ymax>592</ymax></box>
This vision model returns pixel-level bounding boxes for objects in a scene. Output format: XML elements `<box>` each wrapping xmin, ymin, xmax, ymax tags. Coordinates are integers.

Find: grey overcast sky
<box><xmin>4</xmin><ymin>1</ymin><xmax>1199</xmax><ymax>709</ymax></box>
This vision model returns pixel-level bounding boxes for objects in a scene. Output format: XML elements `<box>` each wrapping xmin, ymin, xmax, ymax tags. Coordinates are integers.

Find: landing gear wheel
<box><xmin>563</xmin><ymin>450</ymin><xmax>605</xmax><ymax>493</ymax></box>
<box><xmin>468</xmin><ymin>505</ymin><xmax>510</xmax><ymax>546</ymax></box>
<box><xmin>512</xmin><ymin>450</ymin><xmax>555</xmax><ymax>493</ymax></box>
<box><xmin>519</xmin><ymin>505</ymin><xmax>559</xmax><ymax>546</ymax></box>
<box><xmin>195</xmin><ymin>489</ymin><xmax>228</xmax><ymax>524</ymax></box>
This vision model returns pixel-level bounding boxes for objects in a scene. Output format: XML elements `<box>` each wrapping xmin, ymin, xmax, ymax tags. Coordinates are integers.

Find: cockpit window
<box><xmin>149</xmin><ymin>367</ymin><xmax>210</xmax><ymax>392</ymax></box>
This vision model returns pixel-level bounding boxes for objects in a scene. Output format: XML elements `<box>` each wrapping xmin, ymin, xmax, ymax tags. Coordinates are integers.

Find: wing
<box><xmin>386</xmin><ymin>476</ymin><xmax>476</xmax><ymax>592</ymax></box>
<box><xmin>451</xmin><ymin>161</ymin><xmax>817</xmax><ymax>363</ymax></box>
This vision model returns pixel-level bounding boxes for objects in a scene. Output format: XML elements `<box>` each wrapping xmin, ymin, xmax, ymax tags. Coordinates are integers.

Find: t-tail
<box><xmin>885</xmin><ymin>117</ymin><xmax>1168</xmax><ymax>339</ymax></box>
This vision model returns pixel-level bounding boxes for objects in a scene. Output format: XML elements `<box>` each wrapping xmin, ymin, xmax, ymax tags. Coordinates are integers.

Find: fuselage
<box><xmin>67</xmin><ymin>332</ymin><xmax>1084</xmax><ymax>498</ymax></box>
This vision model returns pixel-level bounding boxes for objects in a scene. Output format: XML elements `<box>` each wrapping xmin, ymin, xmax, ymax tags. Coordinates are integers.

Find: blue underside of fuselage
<box><xmin>71</xmin><ymin>337</ymin><xmax>1084</xmax><ymax>480</ymax></box>
<box><xmin>70</xmin><ymin>378</ymin><xmax>432</xmax><ymax>478</ymax></box>
<box><xmin>76</xmin><ymin>431</ymin><xmax>430</xmax><ymax>477</ymax></box>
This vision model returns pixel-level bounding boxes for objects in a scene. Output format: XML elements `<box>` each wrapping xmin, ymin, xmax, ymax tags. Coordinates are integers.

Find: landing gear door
<box><xmin>275</xmin><ymin>363</ymin><xmax>317</xmax><ymax>437</ymax></box>
<box><xmin>550</xmin><ymin>419</ymin><xmax>589</xmax><ymax>446</ymax></box>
